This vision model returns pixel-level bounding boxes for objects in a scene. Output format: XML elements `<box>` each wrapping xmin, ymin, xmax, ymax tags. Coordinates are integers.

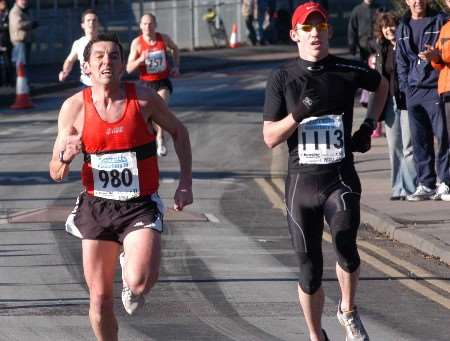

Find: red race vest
<box><xmin>81</xmin><ymin>82</ymin><xmax>159</xmax><ymax>200</ymax></box>
<box><xmin>137</xmin><ymin>33</ymin><xmax>170</xmax><ymax>81</ymax></box>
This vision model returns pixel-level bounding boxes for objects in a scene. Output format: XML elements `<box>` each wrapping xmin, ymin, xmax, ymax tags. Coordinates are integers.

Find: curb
<box><xmin>361</xmin><ymin>204</ymin><xmax>450</xmax><ymax>265</ymax></box>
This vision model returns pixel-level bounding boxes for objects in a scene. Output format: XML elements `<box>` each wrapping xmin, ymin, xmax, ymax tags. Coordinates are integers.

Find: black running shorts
<box><xmin>65</xmin><ymin>192</ymin><xmax>164</xmax><ymax>244</ymax></box>
<box><xmin>141</xmin><ymin>78</ymin><xmax>173</xmax><ymax>94</ymax></box>
<box><xmin>285</xmin><ymin>163</ymin><xmax>361</xmax><ymax>254</ymax></box>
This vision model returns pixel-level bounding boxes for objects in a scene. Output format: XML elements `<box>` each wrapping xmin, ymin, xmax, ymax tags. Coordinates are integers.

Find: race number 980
<box><xmin>98</xmin><ymin>168</ymin><xmax>133</xmax><ymax>188</ymax></box>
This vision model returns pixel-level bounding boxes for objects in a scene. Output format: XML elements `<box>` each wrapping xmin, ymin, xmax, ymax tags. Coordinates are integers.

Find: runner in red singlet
<box><xmin>49</xmin><ymin>34</ymin><xmax>192</xmax><ymax>341</ymax></box>
<box><xmin>127</xmin><ymin>13</ymin><xmax>180</xmax><ymax>157</ymax></box>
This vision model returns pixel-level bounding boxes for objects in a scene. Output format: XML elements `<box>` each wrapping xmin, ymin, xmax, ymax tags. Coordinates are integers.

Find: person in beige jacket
<box><xmin>8</xmin><ymin>0</ymin><xmax>37</xmax><ymax>64</ymax></box>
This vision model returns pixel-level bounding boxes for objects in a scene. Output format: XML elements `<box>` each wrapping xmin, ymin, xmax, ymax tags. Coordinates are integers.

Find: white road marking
<box><xmin>204</xmin><ymin>213</ymin><xmax>220</xmax><ymax>223</ymax></box>
<box><xmin>254</xmin><ymin>178</ymin><xmax>284</xmax><ymax>210</ymax></box>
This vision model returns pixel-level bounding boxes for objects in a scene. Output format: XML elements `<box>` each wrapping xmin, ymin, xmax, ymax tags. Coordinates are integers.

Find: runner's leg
<box><xmin>323</xmin><ymin>170</ymin><xmax>361</xmax><ymax>311</ymax></box>
<box><xmin>336</xmin><ymin>263</ymin><xmax>359</xmax><ymax>311</ymax></box>
<box><xmin>157</xmin><ymin>87</ymin><xmax>171</xmax><ymax>103</ymax></box>
<box><xmin>298</xmin><ymin>285</ymin><xmax>325</xmax><ymax>341</ymax></box>
<box><xmin>285</xmin><ymin>173</ymin><xmax>325</xmax><ymax>341</ymax></box>
<box><xmin>122</xmin><ymin>228</ymin><xmax>161</xmax><ymax>296</ymax></box>
<box><xmin>82</xmin><ymin>239</ymin><xmax>121</xmax><ymax>341</ymax></box>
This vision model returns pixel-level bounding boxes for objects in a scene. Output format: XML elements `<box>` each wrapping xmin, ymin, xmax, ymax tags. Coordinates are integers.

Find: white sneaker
<box><xmin>157</xmin><ymin>139</ymin><xmax>167</xmax><ymax>157</ymax></box>
<box><xmin>337</xmin><ymin>300</ymin><xmax>370</xmax><ymax>341</ymax></box>
<box><xmin>120</xmin><ymin>252</ymin><xmax>145</xmax><ymax>315</ymax></box>
<box><xmin>432</xmin><ymin>183</ymin><xmax>450</xmax><ymax>200</ymax></box>
<box><xmin>406</xmin><ymin>185</ymin><xmax>435</xmax><ymax>201</ymax></box>
<box><xmin>441</xmin><ymin>193</ymin><xmax>450</xmax><ymax>201</ymax></box>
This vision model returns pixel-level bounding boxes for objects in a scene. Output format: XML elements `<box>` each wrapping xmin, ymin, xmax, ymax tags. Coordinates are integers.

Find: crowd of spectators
<box><xmin>347</xmin><ymin>0</ymin><xmax>450</xmax><ymax>202</ymax></box>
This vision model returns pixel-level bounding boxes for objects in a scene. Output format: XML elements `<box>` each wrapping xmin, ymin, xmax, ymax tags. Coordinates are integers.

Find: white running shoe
<box><xmin>432</xmin><ymin>183</ymin><xmax>450</xmax><ymax>200</ymax></box>
<box><xmin>406</xmin><ymin>185</ymin><xmax>435</xmax><ymax>201</ymax></box>
<box><xmin>337</xmin><ymin>300</ymin><xmax>369</xmax><ymax>341</ymax></box>
<box><xmin>120</xmin><ymin>252</ymin><xmax>145</xmax><ymax>315</ymax></box>
<box><xmin>157</xmin><ymin>139</ymin><xmax>167</xmax><ymax>157</ymax></box>
<box><xmin>441</xmin><ymin>193</ymin><xmax>450</xmax><ymax>201</ymax></box>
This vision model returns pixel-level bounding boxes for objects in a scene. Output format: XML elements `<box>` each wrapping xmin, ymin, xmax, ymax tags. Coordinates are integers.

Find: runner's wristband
<box><xmin>59</xmin><ymin>151</ymin><xmax>72</xmax><ymax>164</ymax></box>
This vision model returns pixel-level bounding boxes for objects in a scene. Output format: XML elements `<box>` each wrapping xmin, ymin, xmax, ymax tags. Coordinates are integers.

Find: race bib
<box><xmin>298</xmin><ymin>114</ymin><xmax>345</xmax><ymax>164</ymax></box>
<box><xmin>145</xmin><ymin>50</ymin><xmax>167</xmax><ymax>74</ymax></box>
<box><xmin>91</xmin><ymin>152</ymin><xmax>140</xmax><ymax>200</ymax></box>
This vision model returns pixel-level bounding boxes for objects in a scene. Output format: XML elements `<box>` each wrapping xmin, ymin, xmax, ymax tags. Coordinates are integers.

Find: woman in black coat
<box><xmin>374</xmin><ymin>12</ymin><xmax>417</xmax><ymax>200</ymax></box>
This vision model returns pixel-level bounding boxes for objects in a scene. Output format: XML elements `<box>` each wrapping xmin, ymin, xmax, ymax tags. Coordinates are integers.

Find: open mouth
<box><xmin>101</xmin><ymin>70</ymin><xmax>112</xmax><ymax>76</ymax></box>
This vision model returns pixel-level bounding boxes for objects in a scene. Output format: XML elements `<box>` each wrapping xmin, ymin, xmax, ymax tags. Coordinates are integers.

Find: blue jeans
<box><xmin>384</xmin><ymin>97</ymin><xmax>417</xmax><ymax>196</ymax></box>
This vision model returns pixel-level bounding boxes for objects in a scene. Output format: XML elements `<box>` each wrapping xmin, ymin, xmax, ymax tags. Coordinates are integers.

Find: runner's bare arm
<box><xmin>162</xmin><ymin>34</ymin><xmax>180</xmax><ymax>76</ymax></box>
<box><xmin>49</xmin><ymin>95</ymin><xmax>84</xmax><ymax>181</ymax></box>
<box><xmin>365</xmin><ymin>76</ymin><xmax>388</xmax><ymax>122</ymax></box>
<box><xmin>137</xmin><ymin>86</ymin><xmax>193</xmax><ymax>210</ymax></box>
<box><xmin>59</xmin><ymin>48</ymin><xmax>78</xmax><ymax>82</ymax></box>
<box><xmin>126</xmin><ymin>38</ymin><xmax>146</xmax><ymax>74</ymax></box>
<box><xmin>263</xmin><ymin>116</ymin><xmax>298</xmax><ymax>149</ymax></box>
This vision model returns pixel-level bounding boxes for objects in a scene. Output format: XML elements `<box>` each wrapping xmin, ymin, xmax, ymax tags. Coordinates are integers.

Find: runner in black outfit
<box><xmin>263</xmin><ymin>3</ymin><xmax>388</xmax><ymax>341</ymax></box>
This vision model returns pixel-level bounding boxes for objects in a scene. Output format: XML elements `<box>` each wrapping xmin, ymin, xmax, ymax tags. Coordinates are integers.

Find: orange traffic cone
<box><xmin>10</xmin><ymin>62</ymin><xmax>33</xmax><ymax>109</ymax></box>
<box><xmin>229</xmin><ymin>23</ymin><xmax>239</xmax><ymax>48</ymax></box>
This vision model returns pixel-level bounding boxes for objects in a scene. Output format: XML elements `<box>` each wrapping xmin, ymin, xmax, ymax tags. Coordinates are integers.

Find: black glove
<box><xmin>351</xmin><ymin>119</ymin><xmax>376</xmax><ymax>153</ymax></box>
<box><xmin>291</xmin><ymin>85</ymin><xmax>322</xmax><ymax>123</ymax></box>
<box><xmin>292</xmin><ymin>80</ymin><xmax>343</xmax><ymax>123</ymax></box>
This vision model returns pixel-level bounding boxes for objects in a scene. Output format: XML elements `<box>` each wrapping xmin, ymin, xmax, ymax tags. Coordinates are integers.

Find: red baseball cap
<box><xmin>291</xmin><ymin>2</ymin><xmax>328</xmax><ymax>29</ymax></box>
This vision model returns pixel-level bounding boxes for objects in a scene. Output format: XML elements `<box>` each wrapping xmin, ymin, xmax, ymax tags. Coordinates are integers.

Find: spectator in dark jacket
<box><xmin>396</xmin><ymin>1</ymin><xmax>450</xmax><ymax>201</ymax></box>
<box><xmin>348</xmin><ymin>0</ymin><xmax>382</xmax><ymax>62</ymax></box>
<box><xmin>0</xmin><ymin>0</ymin><xmax>13</xmax><ymax>86</ymax></box>
<box><xmin>374</xmin><ymin>11</ymin><xmax>417</xmax><ymax>200</ymax></box>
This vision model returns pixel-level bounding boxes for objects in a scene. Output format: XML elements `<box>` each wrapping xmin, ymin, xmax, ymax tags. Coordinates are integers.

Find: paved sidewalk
<box><xmin>356</xmin><ymin>133</ymin><xmax>450</xmax><ymax>265</ymax></box>
<box><xmin>0</xmin><ymin>44</ymin><xmax>449</xmax><ymax>266</ymax></box>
